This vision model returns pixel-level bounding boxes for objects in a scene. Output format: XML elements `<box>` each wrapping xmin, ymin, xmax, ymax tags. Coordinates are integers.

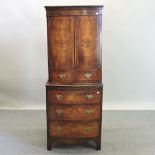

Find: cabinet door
<box><xmin>75</xmin><ymin>16</ymin><xmax>101</xmax><ymax>83</ymax></box>
<box><xmin>76</xmin><ymin>16</ymin><xmax>101</xmax><ymax>69</ymax></box>
<box><xmin>48</xmin><ymin>16</ymin><xmax>74</xmax><ymax>70</ymax></box>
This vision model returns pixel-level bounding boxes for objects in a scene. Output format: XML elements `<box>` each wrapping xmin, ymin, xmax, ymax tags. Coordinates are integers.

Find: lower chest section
<box><xmin>46</xmin><ymin>85</ymin><xmax>103</xmax><ymax>138</ymax></box>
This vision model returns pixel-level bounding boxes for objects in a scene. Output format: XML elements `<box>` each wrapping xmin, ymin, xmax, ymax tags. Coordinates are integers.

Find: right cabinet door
<box><xmin>75</xmin><ymin>16</ymin><xmax>102</xmax><ymax>83</ymax></box>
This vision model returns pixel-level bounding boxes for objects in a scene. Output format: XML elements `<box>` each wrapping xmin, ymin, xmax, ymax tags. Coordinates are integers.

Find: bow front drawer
<box><xmin>49</xmin><ymin>121</ymin><xmax>99</xmax><ymax>138</ymax></box>
<box><xmin>47</xmin><ymin>90</ymin><xmax>101</xmax><ymax>104</ymax></box>
<box><xmin>48</xmin><ymin>105</ymin><xmax>100</xmax><ymax>121</ymax></box>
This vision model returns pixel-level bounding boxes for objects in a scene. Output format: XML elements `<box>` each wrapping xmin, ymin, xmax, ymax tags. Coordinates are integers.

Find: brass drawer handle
<box><xmin>56</xmin><ymin>109</ymin><xmax>63</xmax><ymax>115</ymax></box>
<box><xmin>56</xmin><ymin>126</ymin><xmax>63</xmax><ymax>133</ymax></box>
<box><xmin>56</xmin><ymin>95</ymin><xmax>63</xmax><ymax>101</ymax></box>
<box><xmin>85</xmin><ymin>127</ymin><xmax>92</xmax><ymax>132</ymax></box>
<box><xmin>84</xmin><ymin>73</ymin><xmax>92</xmax><ymax>79</ymax></box>
<box><xmin>86</xmin><ymin>109</ymin><xmax>94</xmax><ymax>115</ymax></box>
<box><xmin>59</xmin><ymin>73</ymin><xmax>66</xmax><ymax>80</ymax></box>
<box><xmin>86</xmin><ymin>94</ymin><xmax>94</xmax><ymax>100</ymax></box>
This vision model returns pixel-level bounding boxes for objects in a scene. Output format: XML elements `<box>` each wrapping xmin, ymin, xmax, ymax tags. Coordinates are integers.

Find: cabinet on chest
<box><xmin>45</xmin><ymin>6</ymin><xmax>103</xmax><ymax>150</ymax></box>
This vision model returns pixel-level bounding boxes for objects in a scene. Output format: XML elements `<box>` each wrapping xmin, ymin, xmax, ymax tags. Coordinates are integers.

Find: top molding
<box><xmin>45</xmin><ymin>6</ymin><xmax>104</xmax><ymax>16</ymax></box>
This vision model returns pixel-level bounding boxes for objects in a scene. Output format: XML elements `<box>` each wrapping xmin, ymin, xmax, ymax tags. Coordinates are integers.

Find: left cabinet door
<box><xmin>48</xmin><ymin>16</ymin><xmax>75</xmax><ymax>83</ymax></box>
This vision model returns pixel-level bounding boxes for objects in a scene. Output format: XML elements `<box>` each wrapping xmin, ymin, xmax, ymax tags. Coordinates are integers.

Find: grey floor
<box><xmin>0</xmin><ymin>110</ymin><xmax>155</xmax><ymax>155</ymax></box>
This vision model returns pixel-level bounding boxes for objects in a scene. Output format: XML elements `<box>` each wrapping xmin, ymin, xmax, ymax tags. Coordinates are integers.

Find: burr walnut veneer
<box><xmin>45</xmin><ymin>6</ymin><xmax>103</xmax><ymax>150</ymax></box>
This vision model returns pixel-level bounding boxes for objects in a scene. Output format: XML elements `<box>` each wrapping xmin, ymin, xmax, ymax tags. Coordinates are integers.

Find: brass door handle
<box><xmin>56</xmin><ymin>94</ymin><xmax>63</xmax><ymax>101</ymax></box>
<box><xmin>86</xmin><ymin>94</ymin><xmax>94</xmax><ymax>100</ymax></box>
<box><xmin>59</xmin><ymin>73</ymin><xmax>66</xmax><ymax>80</ymax></box>
<box><xmin>56</xmin><ymin>126</ymin><xmax>63</xmax><ymax>133</ymax></box>
<box><xmin>86</xmin><ymin>109</ymin><xmax>94</xmax><ymax>115</ymax></box>
<box><xmin>84</xmin><ymin>73</ymin><xmax>92</xmax><ymax>79</ymax></box>
<box><xmin>85</xmin><ymin>127</ymin><xmax>92</xmax><ymax>132</ymax></box>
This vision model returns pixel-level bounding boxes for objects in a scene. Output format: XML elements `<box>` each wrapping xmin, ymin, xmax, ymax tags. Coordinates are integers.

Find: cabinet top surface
<box><xmin>45</xmin><ymin>5</ymin><xmax>104</xmax><ymax>8</ymax></box>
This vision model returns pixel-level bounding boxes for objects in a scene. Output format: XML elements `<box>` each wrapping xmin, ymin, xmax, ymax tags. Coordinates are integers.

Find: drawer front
<box><xmin>48</xmin><ymin>105</ymin><xmax>100</xmax><ymax>121</ymax></box>
<box><xmin>76</xmin><ymin>69</ymin><xmax>101</xmax><ymax>83</ymax></box>
<box><xmin>49</xmin><ymin>70</ymin><xmax>75</xmax><ymax>84</ymax></box>
<box><xmin>48</xmin><ymin>90</ymin><xmax>101</xmax><ymax>104</ymax></box>
<box><xmin>49</xmin><ymin>121</ymin><xmax>99</xmax><ymax>138</ymax></box>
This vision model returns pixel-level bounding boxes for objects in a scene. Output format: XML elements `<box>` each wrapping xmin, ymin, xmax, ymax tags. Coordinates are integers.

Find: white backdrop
<box><xmin>0</xmin><ymin>0</ymin><xmax>155</xmax><ymax>110</ymax></box>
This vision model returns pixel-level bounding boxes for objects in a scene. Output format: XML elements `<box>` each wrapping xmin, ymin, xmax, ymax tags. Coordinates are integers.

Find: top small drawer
<box><xmin>49</xmin><ymin>70</ymin><xmax>75</xmax><ymax>84</ymax></box>
<box><xmin>76</xmin><ymin>69</ymin><xmax>101</xmax><ymax>83</ymax></box>
<box><xmin>47</xmin><ymin>89</ymin><xmax>101</xmax><ymax>104</ymax></box>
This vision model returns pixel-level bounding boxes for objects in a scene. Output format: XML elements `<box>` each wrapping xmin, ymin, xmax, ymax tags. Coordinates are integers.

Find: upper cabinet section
<box><xmin>45</xmin><ymin>6</ymin><xmax>103</xmax><ymax>84</ymax></box>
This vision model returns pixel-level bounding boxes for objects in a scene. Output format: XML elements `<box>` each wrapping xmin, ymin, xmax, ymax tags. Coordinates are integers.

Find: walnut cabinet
<box><xmin>45</xmin><ymin>6</ymin><xmax>103</xmax><ymax>150</ymax></box>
